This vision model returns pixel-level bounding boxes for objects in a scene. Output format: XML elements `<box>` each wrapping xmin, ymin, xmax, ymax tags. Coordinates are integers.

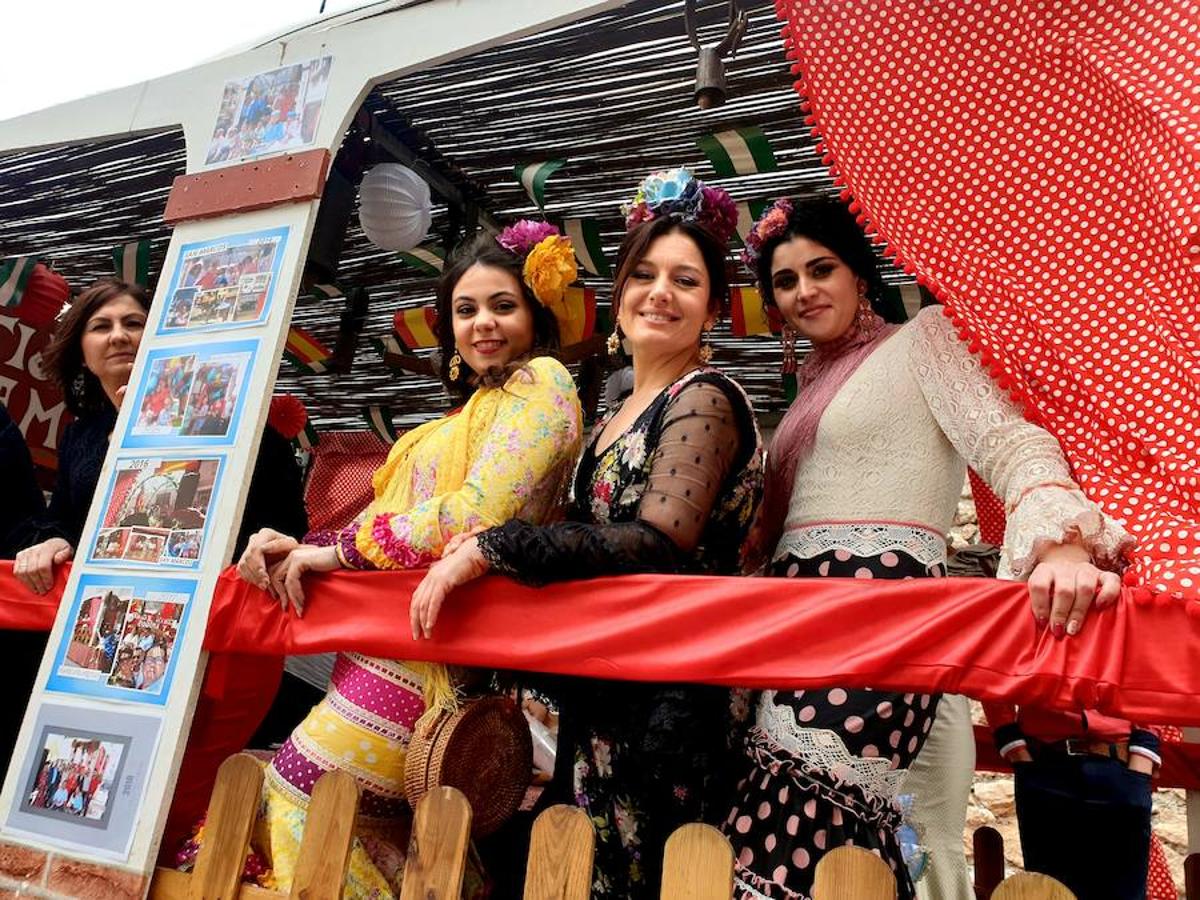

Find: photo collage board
<box><xmin>6</xmin><ymin>213</ymin><xmax>298</xmax><ymax>861</ymax></box>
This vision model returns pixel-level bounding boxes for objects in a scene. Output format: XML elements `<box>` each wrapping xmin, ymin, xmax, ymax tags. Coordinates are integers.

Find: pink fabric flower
<box><xmin>497</xmin><ymin>220</ymin><xmax>561</xmax><ymax>258</ymax></box>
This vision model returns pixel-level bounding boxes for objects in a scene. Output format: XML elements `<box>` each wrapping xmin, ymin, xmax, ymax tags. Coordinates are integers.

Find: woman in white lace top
<box><xmin>720</xmin><ymin>196</ymin><xmax>1131</xmax><ymax>900</ymax></box>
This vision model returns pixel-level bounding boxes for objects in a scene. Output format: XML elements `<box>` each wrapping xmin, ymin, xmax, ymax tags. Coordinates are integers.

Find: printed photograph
<box><xmin>62</xmin><ymin>588</ymin><xmax>132</xmax><ymax>678</ymax></box>
<box><xmin>204</xmin><ymin>56</ymin><xmax>331</xmax><ymax>165</ymax></box>
<box><xmin>23</xmin><ymin>731</ymin><xmax>127</xmax><ymax>824</ymax></box>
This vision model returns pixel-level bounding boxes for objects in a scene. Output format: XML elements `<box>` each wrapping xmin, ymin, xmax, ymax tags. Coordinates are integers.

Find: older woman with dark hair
<box><xmin>417</xmin><ymin>169</ymin><xmax>765</xmax><ymax>898</ymax></box>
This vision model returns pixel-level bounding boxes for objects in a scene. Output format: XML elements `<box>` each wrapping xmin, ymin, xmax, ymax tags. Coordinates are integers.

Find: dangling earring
<box><xmin>698</xmin><ymin>322</ymin><xmax>715</xmax><ymax>364</ymax></box>
<box><xmin>781</xmin><ymin>325</ymin><xmax>798</xmax><ymax>402</ymax></box>
<box><xmin>855</xmin><ymin>287</ymin><xmax>873</xmax><ymax>329</ymax></box>
<box><xmin>606</xmin><ymin>326</ymin><xmax>622</xmax><ymax>358</ymax></box>
<box><xmin>448</xmin><ymin>350</ymin><xmax>462</xmax><ymax>382</ymax></box>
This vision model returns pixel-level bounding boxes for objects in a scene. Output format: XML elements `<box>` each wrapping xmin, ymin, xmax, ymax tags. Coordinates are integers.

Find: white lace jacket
<box><xmin>775</xmin><ymin>306</ymin><xmax>1131</xmax><ymax>578</ymax></box>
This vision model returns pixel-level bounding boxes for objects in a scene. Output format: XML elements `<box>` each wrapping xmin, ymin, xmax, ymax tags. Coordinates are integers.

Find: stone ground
<box><xmin>950</xmin><ymin>484</ymin><xmax>1189</xmax><ymax>896</ymax></box>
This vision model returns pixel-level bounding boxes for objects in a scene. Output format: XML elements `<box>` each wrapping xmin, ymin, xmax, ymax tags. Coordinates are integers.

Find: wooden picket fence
<box><xmin>150</xmin><ymin>754</ymin><xmax>1094</xmax><ymax>899</ymax></box>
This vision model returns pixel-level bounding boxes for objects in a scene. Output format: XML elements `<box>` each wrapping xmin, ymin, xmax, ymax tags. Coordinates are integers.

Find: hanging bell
<box><xmin>694</xmin><ymin>47</ymin><xmax>727</xmax><ymax>110</ymax></box>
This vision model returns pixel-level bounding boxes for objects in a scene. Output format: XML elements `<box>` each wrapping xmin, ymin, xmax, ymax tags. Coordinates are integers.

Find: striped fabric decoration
<box><xmin>398</xmin><ymin>244</ymin><xmax>445</xmax><ymax>275</ymax></box>
<box><xmin>284</xmin><ymin>326</ymin><xmax>333</xmax><ymax>374</ymax></box>
<box><xmin>363</xmin><ymin>405</ymin><xmax>399</xmax><ymax>444</ymax></box>
<box><xmin>559</xmin><ymin>286</ymin><xmax>597</xmax><ymax>345</ymax></box>
<box><xmin>561</xmin><ymin>218</ymin><xmax>610</xmax><ymax>277</ymax></box>
<box><xmin>294</xmin><ymin>420</ymin><xmax>320</xmax><ymax>451</ymax></box>
<box><xmin>0</xmin><ymin>257</ymin><xmax>34</xmax><ymax>308</ymax></box>
<box><xmin>393</xmin><ymin>307</ymin><xmax>438</xmax><ymax>350</ymax></box>
<box><xmin>697</xmin><ymin>127</ymin><xmax>777</xmax><ymax>177</ymax></box>
<box><xmin>371</xmin><ymin>333</ymin><xmax>406</xmax><ymax>360</ymax></box>
<box><xmin>112</xmin><ymin>240</ymin><xmax>151</xmax><ymax>285</ymax></box>
<box><xmin>514</xmin><ymin>159</ymin><xmax>566</xmax><ymax>208</ymax></box>
<box><xmin>733</xmin><ymin>200</ymin><xmax>769</xmax><ymax>246</ymax></box>
<box><xmin>728</xmin><ymin>286</ymin><xmax>782</xmax><ymax>336</ymax></box>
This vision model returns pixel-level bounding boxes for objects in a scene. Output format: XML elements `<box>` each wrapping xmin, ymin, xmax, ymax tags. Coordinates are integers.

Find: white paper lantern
<box><xmin>358</xmin><ymin>163</ymin><xmax>433</xmax><ymax>252</ymax></box>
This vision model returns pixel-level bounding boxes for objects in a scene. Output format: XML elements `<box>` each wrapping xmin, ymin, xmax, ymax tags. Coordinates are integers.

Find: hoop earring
<box><xmin>448</xmin><ymin>350</ymin><xmax>462</xmax><ymax>382</ymax></box>
<box><xmin>606</xmin><ymin>326</ymin><xmax>622</xmax><ymax>358</ymax></box>
<box><xmin>698</xmin><ymin>323</ymin><xmax>715</xmax><ymax>365</ymax></box>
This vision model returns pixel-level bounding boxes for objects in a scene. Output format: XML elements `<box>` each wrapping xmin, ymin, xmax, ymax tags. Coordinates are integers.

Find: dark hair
<box><xmin>433</xmin><ymin>233</ymin><xmax>560</xmax><ymax>401</ymax></box>
<box><xmin>755</xmin><ymin>196</ymin><xmax>886</xmax><ymax>311</ymax></box>
<box><xmin>612</xmin><ymin>217</ymin><xmax>730</xmax><ymax>319</ymax></box>
<box><xmin>43</xmin><ymin>278</ymin><xmax>151</xmax><ymax>416</ymax></box>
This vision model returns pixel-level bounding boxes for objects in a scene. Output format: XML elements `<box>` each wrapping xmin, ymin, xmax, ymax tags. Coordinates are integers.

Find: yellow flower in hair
<box><xmin>523</xmin><ymin>235</ymin><xmax>578</xmax><ymax>308</ymax></box>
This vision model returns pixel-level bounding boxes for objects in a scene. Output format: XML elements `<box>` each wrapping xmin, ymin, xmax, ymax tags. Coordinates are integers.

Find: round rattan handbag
<box><xmin>403</xmin><ymin>695</ymin><xmax>533</xmax><ymax>836</ymax></box>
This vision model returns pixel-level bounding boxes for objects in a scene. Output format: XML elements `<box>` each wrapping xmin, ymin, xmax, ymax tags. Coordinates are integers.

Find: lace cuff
<box><xmin>1002</xmin><ymin>485</ymin><xmax>1134</xmax><ymax>579</ymax></box>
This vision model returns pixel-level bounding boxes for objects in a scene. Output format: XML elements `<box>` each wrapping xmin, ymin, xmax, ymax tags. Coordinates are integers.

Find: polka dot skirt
<box><xmin>776</xmin><ymin>0</ymin><xmax>1200</xmax><ymax>607</ymax></box>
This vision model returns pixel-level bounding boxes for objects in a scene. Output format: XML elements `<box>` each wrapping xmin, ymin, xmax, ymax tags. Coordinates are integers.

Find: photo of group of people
<box><xmin>86</xmin><ymin>456</ymin><xmax>222</xmax><ymax>569</ymax></box>
<box><xmin>24</xmin><ymin>732</ymin><xmax>126</xmax><ymax>825</ymax></box>
<box><xmin>59</xmin><ymin>586</ymin><xmax>185</xmax><ymax>697</ymax></box>
<box><xmin>204</xmin><ymin>56</ymin><xmax>331</xmax><ymax>164</ymax></box>
<box><xmin>161</xmin><ymin>232</ymin><xmax>283</xmax><ymax>333</ymax></box>
<box><xmin>128</xmin><ymin>344</ymin><xmax>254</xmax><ymax>445</ymax></box>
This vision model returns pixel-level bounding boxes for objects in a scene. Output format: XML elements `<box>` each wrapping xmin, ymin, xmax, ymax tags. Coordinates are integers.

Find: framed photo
<box><xmin>85</xmin><ymin>454</ymin><xmax>225</xmax><ymax>571</ymax></box>
<box><xmin>5</xmin><ymin>702</ymin><xmax>161</xmax><ymax>860</ymax></box>
<box><xmin>156</xmin><ymin>227</ymin><xmax>289</xmax><ymax>335</ymax></box>
<box><xmin>45</xmin><ymin>574</ymin><xmax>196</xmax><ymax>706</ymax></box>
<box><xmin>204</xmin><ymin>56</ymin><xmax>332</xmax><ymax>165</ymax></box>
<box><xmin>123</xmin><ymin>340</ymin><xmax>257</xmax><ymax>449</ymax></box>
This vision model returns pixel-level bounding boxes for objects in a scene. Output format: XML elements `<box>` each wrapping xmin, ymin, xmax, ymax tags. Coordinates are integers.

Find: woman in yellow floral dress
<box><xmin>233</xmin><ymin>222</ymin><xmax>584</xmax><ymax>896</ymax></box>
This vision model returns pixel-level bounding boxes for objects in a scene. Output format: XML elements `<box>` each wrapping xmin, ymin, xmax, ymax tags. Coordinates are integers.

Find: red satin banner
<box><xmin>4</xmin><ymin>562</ymin><xmax>1197</xmax><ymax>724</ymax></box>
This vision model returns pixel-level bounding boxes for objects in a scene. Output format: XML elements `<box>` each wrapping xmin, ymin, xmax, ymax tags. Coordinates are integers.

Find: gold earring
<box><xmin>606</xmin><ymin>327</ymin><xmax>622</xmax><ymax>358</ymax></box>
<box><xmin>698</xmin><ymin>323</ymin><xmax>715</xmax><ymax>364</ymax></box>
<box><xmin>448</xmin><ymin>350</ymin><xmax>462</xmax><ymax>381</ymax></box>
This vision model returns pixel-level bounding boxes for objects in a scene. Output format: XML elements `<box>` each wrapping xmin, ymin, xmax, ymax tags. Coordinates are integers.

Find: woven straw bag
<box><xmin>403</xmin><ymin>695</ymin><xmax>533</xmax><ymax>836</ymax></box>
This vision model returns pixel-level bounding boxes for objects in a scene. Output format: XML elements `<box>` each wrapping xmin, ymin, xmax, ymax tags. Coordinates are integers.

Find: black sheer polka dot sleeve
<box><xmin>476</xmin><ymin>382</ymin><xmax>744</xmax><ymax>585</ymax></box>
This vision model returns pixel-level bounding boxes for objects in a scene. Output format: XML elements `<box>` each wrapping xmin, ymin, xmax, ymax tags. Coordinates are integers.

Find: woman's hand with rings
<box><xmin>1028</xmin><ymin>542</ymin><xmax>1121</xmax><ymax>638</ymax></box>
<box><xmin>267</xmin><ymin>545</ymin><xmax>340</xmax><ymax>617</ymax></box>
<box><xmin>411</xmin><ymin>537</ymin><xmax>489</xmax><ymax>640</ymax></box>
<box><xmin>13</xmin><ymin>538</ymin><xmax>74</xmax><ymax>595</ymax></box>
<box><xmin>237</xmin><ymin>528</ymin><xmax>300</xmax><ymax>591</ymax></box>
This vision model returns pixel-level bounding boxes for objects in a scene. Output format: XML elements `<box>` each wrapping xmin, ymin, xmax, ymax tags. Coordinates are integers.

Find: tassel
<box><xmin>409</xmin><ymin>661</ymin><xmax>461</xmax><ymax>734</ymax></box>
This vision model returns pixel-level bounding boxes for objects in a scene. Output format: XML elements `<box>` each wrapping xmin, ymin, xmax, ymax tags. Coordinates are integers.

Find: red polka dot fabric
<box><xmin>967</xmin><ymin>468</ymin><xmax>1006</xmax><ymax>547</ymax></box>
<box><xmin>776</xmin><ymin>0</ymin><xmax>1200</xmax><ymax>604</ymax></box>
<box><xmin>304</xmin><ymin>431</ymin><xmax>392</xmax><ymax>533</ymax></box>
<box><xmin>1146</xmin><ymin>832</ymin><xmax>1176</xmax><ymax>899</ymax></box>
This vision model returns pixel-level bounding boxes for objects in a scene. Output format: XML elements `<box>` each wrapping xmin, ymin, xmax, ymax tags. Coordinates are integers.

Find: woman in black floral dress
<box><xmin>413</xmin><ymin>169</ymin><xmax>764</xmax><ymax>897</ymax></box>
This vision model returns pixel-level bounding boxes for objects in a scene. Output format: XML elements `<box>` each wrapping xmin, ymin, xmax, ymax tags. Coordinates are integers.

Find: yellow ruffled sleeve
<box><xmin>349</xmin><ymin>357</ymin><xmax>582</xmax><ymax>569</ymax></box>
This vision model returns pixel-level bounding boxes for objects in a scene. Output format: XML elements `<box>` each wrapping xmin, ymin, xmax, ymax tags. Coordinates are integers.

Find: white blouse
<box><xmin>775</xmin><ymin>306</ymin><xmax>1131</xmax><ymax>578</ymax></box>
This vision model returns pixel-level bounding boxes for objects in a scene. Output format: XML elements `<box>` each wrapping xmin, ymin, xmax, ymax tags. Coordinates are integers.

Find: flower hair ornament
<box><xmin>495</xmin><ymin>220</ymin><xmax>579</xmax><ymax>331</ymax></box>
<box><xmin>740</xmin><ymin>197</ymin><xmax>794</xmax><ymax>270</ymax></box>
<box><xmin>622</xmin><ymin>167</ymin><xmax>738</xmax><ymax>246</ymax></box>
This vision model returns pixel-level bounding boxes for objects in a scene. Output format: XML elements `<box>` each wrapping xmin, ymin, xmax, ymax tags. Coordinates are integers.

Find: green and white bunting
<box><xmin>514</xmin><ymin>159</ymin><xmax>566</xmax><ymax>208</ymax></box>
<box><xmin>733</xmin><ymin>200</ymin><xmax>769</xmax><ymax>246</ymax></box>
<box><xmin>112</xmin><ymin>240</ymin><xmax>151</xmax><ymax>285</ymax></box>
<box><xmin>294</xmin><ymin>420</ymin><xmax>320</xmax><ymax>452</ymax></box>
<box><xmin>364</xmin><ymin>404</ymin><xmax>399</xmax><ymax>444</ymax></box>
<box><xmin>309</xmin><ymin>283</ymin><xmax>344</xmax><ymax>302</ymax></box>
<box><xmin>562</xmin><ymin>218</ymin><xmax>610</xmax><ymax>277</ymax></box>
<box><xmin>0</xmin><ymin>256</ymin><xmax>35</xmax><ymax>308</ymax></box>
<box><xmin>398</xmin><ymin>244</ymin><xmax>445</xmax><ymax>276</ymax></box>
<box><xmin>371</xmin><ymin>334</ymin><xmax>405</xmax><ymax>359</ymax></box>
<box><xmin>697</xmin><ymin>127</ymin><xmax>777</xmax><ymax>177</ymax></box>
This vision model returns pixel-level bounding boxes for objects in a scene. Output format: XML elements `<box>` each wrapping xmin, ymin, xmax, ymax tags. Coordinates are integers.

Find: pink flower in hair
<box><xmin>497</xmin><ymin>220</ymin><xmax>561</xmax><ymax>258</ymax></box>
<box><xmin>697</xmin><ymin>185</ymin><xmax>738</xmax><ymax>247</ymax></box>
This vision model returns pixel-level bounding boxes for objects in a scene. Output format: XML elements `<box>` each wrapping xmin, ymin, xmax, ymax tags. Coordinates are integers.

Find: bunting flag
<box><xmin>561</xmin><ymin>218</ymin><xmax>610</xmax><ymax>277</ymax></box>
<box><xmin>0</xmin><ymin>257</ymin><xmax>34</xmax><ymax>308</ymax></box>
<box><xmin>514</xmin><ymin>159</ymin><xmax>566</xmax><ymax>208</ymax></box>
<box><xmin>371</xmin><ymin>333</ymin><xmax>406</xmax><ymax>360</ymax></box>
<box><xmin>284</xmin><ymin>326</ymin><xmax>333</xmax><ymax>374</ymax></box>
<box><xmin>363</xmin><ymin>405</ymin><xmax>399</xmax><ymax>444</ymax></box>
<box><xmin>733</xmin><ymin>200</ymin><xmax>769</xmax><ymax>245</ymax></box>
<box><xmin>393</xmin><ymin>307</ymin><xmax>439</xmax><ymax>350</ymax></box>
<box><xmin>294</xmin><ymin>420</ymin><xmax>320</xmax><ymax>452</ymax></box>
<box><xmin>112</xmin><ymin>240</ymin><xmax>151</xmax><ymax>285</ymax></box>
<box><xmin>559</xmin><ymin>286</ymin><xmax>597</xmax><ymax>345</ymax></box>
<box><xmin>309</xmin><ymin>283</ymin><xmax>344</xmax><ymax>302</ymax></box>
<box><xmin>728</xmin><ymin>286</ymin><xmax>782</xmax><ymax>336</ymax></box>
<box><xmin>397</xmin><ymin>244</ymin><xmax>445</xmax><ymax>275</ymax></box>
<box><xmin>698</xmin><ymin>127</ymin><xmax>777</xmax><ymax>177</ymax></box>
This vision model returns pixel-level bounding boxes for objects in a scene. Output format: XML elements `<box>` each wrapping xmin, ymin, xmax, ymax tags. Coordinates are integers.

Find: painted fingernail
<box><xmin>1066</xmin><ymin>619</ymin><xmax>1080</xmax><ymax>636</ymax></box>
<box><xmin>1051</xmin><ymin>622</ymin><xmax>1065</xmax><ymax>639</ymax></box>
<box><xmin>1035</xmin><ymin>614</ymin><xmax>1048</xmax><ymax>627</ymax></box>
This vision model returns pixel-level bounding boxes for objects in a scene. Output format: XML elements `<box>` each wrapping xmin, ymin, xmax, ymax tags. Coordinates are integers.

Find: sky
<box><xmin>0</xmin><ymin>0</ymin><xmax>365</xmax><ymax>122</ymax></box>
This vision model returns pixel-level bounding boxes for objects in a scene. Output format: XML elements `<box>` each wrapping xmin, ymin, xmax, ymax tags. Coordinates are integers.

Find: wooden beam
<box><xmin>164</xmin><ymin>150</ymin><xmax>330</xmax><ymax>224</ymax></box>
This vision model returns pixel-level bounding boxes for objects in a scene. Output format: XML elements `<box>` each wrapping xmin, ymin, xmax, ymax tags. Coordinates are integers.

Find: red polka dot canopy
<box><xmin>776</xmin><ymin>0</ymin><xmax>1200</xmax><ymax>604</ymax></box>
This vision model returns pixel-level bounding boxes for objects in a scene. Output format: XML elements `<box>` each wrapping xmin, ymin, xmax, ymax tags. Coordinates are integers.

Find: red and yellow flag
<box><xmin>729</xmin><ymin>286</ymin><xmax>781</xmax><ymax>337</ymax></box>
<box><xmin>393</xmin><ymin>307</ymin><xmax>438</xmax><ymax>350</ymax></box>
<box><xmin>284</xmin><ymin>326</ymin><xmax>333</xmax><ymax>374</ymax></box>
<box><xmin>558</xmin><ymin>286</ymin><xmax>596</xmax><ymax>346</ymax></box>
